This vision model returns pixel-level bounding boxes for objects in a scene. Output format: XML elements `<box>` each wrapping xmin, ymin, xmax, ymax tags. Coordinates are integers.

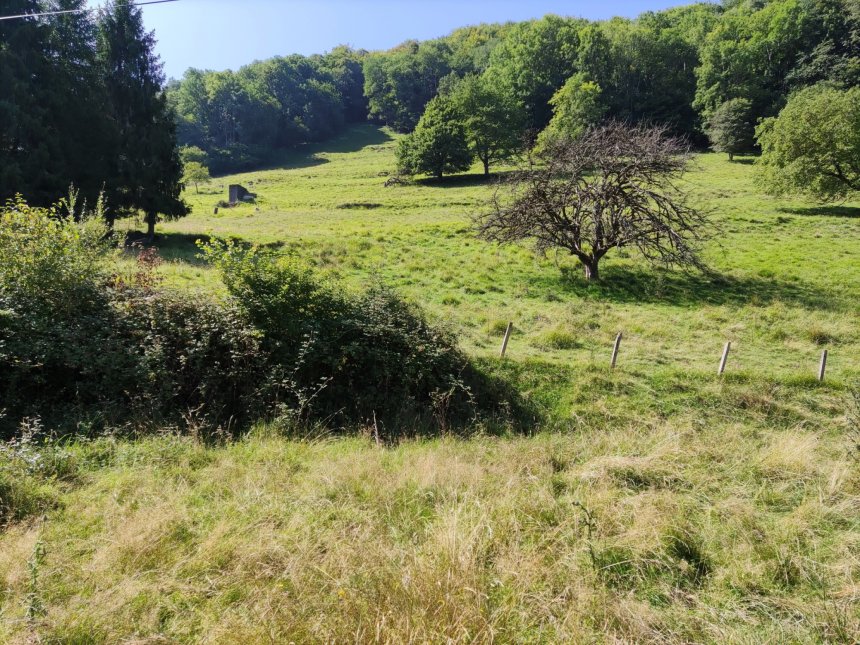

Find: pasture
<box><xmin>1</xmin><ymin>124</ymin><xmax>858</xmax><ymax>643</ymax></box>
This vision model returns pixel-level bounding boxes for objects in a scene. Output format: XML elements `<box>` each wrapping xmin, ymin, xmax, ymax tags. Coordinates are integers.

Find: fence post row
<box><xmin>496</xmin><ymin>324</ymin><xmax>832</xmax><ymax>380</ymax></box>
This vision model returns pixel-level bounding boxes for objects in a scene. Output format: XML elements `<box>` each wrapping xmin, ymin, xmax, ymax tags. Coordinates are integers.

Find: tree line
<box><xmin>2</xmin><ymin>0</ymin><xmax>858</xmax><ymax>229</ymax></box>
<box><xmin>168</xmin><ymin>0</ymin><xmax>859</xmax><ymax>178</ymax></box>
<box><xmin>0</xmin><ymin>0</ymin><xmax>185</xmax><ymax>237</ymax></box>
<box><xmin>168</xmin><ymin>46</ymin><xmax>368</xmax><ymax>174</ymax></box>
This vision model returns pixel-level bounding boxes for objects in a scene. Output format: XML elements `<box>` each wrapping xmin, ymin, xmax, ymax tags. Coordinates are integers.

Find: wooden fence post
<box><xmin>610</xmin><ymin>333</ymin><xmax>622</xmax><ymax>369</ymax></box>
<box><xmin>718</xmin><ymin>341</ymin><xmax>731</xmax><ymax>376</ymax></box>
<box><xmin>818</xmin><ymin>349</ymin><xmax>828</xmax><ymax>382</ymax></box>
<box><xmin>499</xmin><ymin>322</ymin><xmax>513</xmax><ymax>359</ymax></box>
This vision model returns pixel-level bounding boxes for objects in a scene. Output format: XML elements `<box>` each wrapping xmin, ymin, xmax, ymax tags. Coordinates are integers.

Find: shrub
<box><xmin>117</xmin><ymin>290</ymin><xmax>267</xmax><ymax>432</ymax></box>
<box><xmin>0</xmin><ymin>198</ymin><xmax>139</xmax><ymax>435</ymax></box>
<box><xmin>0</xmin><ymin>199</ymin><xmax>267</xmax><ymax>436</ymax></box>
<box><xmin>201</xmin><ymin>240</ymin><xmax>475</xmax><ymax>431</ymax></box>
<box><xmin>0</xmin><ymin>199</ymin><xmax>510</xmax><ymax>438</ymax></box>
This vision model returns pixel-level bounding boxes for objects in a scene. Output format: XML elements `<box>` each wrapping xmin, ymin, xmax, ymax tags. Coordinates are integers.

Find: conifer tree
<box><xmin>98</xmin><ymin>0</ymin><xmax>187</xmax><ymax>237</ymax></box>
<box><xmin>0</xmin><ymin>1</ymin><xmax>109</xmax><ymax>208</ymax></box>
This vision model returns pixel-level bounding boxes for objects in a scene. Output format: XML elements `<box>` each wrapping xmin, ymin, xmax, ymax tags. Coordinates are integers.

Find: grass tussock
<box><xmin>0</xmin><ymin>402</ymin><xmax>858</xmax><ymax>643</ymax></box>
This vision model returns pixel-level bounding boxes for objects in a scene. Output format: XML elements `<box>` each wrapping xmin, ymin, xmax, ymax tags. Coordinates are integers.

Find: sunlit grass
<box><xmin>2</xmin><ymin>125</ymin><xmax>858</xmax><ymax>642</ymax></box>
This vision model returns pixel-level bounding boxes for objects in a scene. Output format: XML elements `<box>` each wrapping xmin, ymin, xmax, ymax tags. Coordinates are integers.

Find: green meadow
<box><xmin>141</xmin><ymin>124</ymin><xmax>858</xmax><ymax>387</ymax></box>
<box><xmin>2</xmin><ymin>125</ymin><xmax>859</xmax><ymax>643</ymax></box>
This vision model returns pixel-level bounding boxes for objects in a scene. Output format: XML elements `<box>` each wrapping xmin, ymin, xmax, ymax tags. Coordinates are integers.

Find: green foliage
<box><xmin>535</xmin><ymin>72</ymin><xmax>605</xmax><ymax>151</ymax></box>
<box><xmin>169</xmin><ymin>48</ymin><xmax>366</xmax><ymax>173</ymax></box>
<box><xmin>705</xmin><ymin>97</ymin><xmax>755</xmax><ymax>160</ymax></box>
<box><xmin>0</xmin><ymin>199</ymin><xmax>264</xmax><ymax>435</ymax></box>
<box><xmin>181</xmin><ymin>161</ymin><xmax>211</xmax><ymax>194</ymax></box>
<box><xmin>0</xmin><ymin>199</ymin><xmax>136</xmax><ymax>434</ymax></box>
<box><xmin>118</xmin><ymin>290</ymin><xmax>267</xmax><ymax>431</ymax></box>
<box><xmin>483</xmin><ymin>16</ymin><xmax>587</xmax><ymax>132</ymax></box>
<box><xmin>179</xmin><ymin>145</ymin><xmax>207</xmax><ymax>165</ymax></box>
<box><xmin>692</xmin><ymin>0</ymin><xmax>860</xmax><ymax>123</ymax></box>
<box><xmin>446</xmin><ymin>74</ymin><xmax>525</xmax><ymax>174</ymax></box>
<box><xmin>755</xmin><ymin>84</ymin><xmax>860</xmax><ymax>201</ymax></box>
<box><xmin>0</xmin><ymin>197</ymin><xmax>109</xmax><ymax>313</ymax></box>
<box><xmin>396</xmin><ymin>96</ymin><xmax>472</xmax><ymax>179</ymax></box>
<box><xmin>0</xmin><ymin>0</ymin><xmax>112</xmax><ymax>209</ymax></box>
<box><xmin>98</xmin><ymin>0</ymin><xmax>187</xmax><ymax>234</ymax></box>
<box><xmin>201</xmin><ymin>239</ymin><xmax>476</xmax><ymax>430</ymax></box>
<box><xmin>363</xmin><ymin>40</ymin><xmax>452</xmax><ymax>132</ymax></box>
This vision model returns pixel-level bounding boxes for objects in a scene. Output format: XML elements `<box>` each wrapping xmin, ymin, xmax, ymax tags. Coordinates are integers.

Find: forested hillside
<box><xmin>168</xmin><ymin>0</ymin><xmax>860</xmax><ymax>171</ymax></box>
<box><xmin>2</xmin><ymin>1</ymin><xmax>859</xmax><ymax>640</ymax></box>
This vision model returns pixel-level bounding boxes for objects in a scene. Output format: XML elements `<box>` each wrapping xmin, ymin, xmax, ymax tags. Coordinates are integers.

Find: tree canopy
<box><xmin>168</xmin><ymin>48</ymin><xmax>368</xmax><ymax>173</ymax></box>
<box><xmin>476</xmin><ymin>123</ymin><xmax>710</xmax><ymax>281</ymax></box>
<box><xmin>0</xmin><ymin>0</ymin><xmax>186</xmax><ymax>232</ymax></box>
<box><xmin>446</xmin><ymin>74</ymin><xmax>526</xmax><ymax>175</ymax></box>
<box><xmin>98</xmin><ymin>0</ymin><xmax>187</xmax><ymax>235</ymax></box>
<box><xmin>755</xmin><ymin>84</ymin><xmax>860</xmax><ymax>202</ymax></box>
<box><xmin>706</xmin><ymin>98</ymin><xmax>755</xmax><ymax>160</ymax></box>
<box><xmin>4</xmin><ymin>0</ymin><xmax>860</xmax><ymax>209</ymax></box>
<box><xmin>395</xmin><ymin>96</ymin><xmax>472</xmax><ymax>179</ymax></box>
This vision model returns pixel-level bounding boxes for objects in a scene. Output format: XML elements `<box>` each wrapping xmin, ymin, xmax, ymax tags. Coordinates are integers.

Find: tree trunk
<box><xmin>583</xmin><ymin>259</ymin><xmax>599</xmax><ymax>281</ymax></box>
<box><xmin>728</xmin><ymin>151</ymin><xmax>734</xmax><ymax>161</ymax></box>
<box><xmin>483</xmin><ymin>158</ymin><xmax>490</xmax><ymax>176</ymax></box>
<box><xmin>144</xmin><ymin>211</ymin><xmax>156</xmax><ymax>242</ymax></box>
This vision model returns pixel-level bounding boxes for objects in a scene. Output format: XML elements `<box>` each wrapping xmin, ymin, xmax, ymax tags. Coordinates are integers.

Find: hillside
<box><xmin>1</xmin><ymin>125</ymin><xmax>858</xmax><ymax>643</ymax></box>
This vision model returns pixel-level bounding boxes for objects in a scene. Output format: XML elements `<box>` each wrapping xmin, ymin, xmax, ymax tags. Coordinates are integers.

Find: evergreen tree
<box><xmin>0</xmin><ymin>1</ymin><xmax>109</xmax><ymax>208</ymax></box>
<box><xmin>98</xmin><ymin>0</ymin><xmax>187</xmax><ymax>237</ymax></box>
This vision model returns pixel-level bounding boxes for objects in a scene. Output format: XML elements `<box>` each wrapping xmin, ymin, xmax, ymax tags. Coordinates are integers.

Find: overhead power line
<box><xmin>0</xmin><ymin>0</ymin><xmax>180</xmax><ymax>21</ymax></box>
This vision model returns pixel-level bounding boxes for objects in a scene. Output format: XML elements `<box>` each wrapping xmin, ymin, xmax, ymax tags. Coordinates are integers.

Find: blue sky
<box><xmin>92</xmin><ymin>0</ymin><xmax>697</xmax><ymax>80</ymax></box>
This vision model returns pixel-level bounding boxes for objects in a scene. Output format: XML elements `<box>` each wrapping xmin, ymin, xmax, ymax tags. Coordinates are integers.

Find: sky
<box><xmin>91</xmin><ymin>0</ymin><xmax>696</xmax><ymax>80</ymax></box>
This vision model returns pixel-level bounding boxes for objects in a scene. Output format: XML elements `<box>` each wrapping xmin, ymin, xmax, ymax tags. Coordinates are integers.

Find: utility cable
<box><xmin>0</xmin><ymin>0</ymin><xmax>180</xmax><ymax>21</ymax></box>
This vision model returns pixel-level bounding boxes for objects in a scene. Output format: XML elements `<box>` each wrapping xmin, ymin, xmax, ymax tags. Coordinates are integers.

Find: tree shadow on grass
<box><xmin>778</xmin><ymin>205</ymin><xmax>860</xmax><ymax>218</ymax></box>
<box><xmin>529</xmin><ymin>265</ymin><xmax>833</xmax><ymax>310</ymax></box>
<box><xmin>120</xmin><ymin>232</ymin><xmax>210</xmax><ymax>265</ymax></box>
<box><xmin>415</xmin><ymin>170</ymin><xmax>517</xmax><ymax>188</ymax></box>
<box><xmin>135</xmin><ymin>231</ymin><xmax>290</xmax><ymax>266</ymax></box>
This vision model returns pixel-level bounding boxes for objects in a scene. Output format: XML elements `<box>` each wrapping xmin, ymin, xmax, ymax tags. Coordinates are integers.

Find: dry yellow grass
<box><xmin>1</xmin><ymin>416</ymin><xmax>857</xmax><ymax>643</ymax></box>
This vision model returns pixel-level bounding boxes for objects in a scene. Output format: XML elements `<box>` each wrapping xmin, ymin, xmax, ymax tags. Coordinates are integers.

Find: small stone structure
<box><xmin>228</xmin><ymin>184</ymin><xmax>257</xmax><ymax>205</ymax></box>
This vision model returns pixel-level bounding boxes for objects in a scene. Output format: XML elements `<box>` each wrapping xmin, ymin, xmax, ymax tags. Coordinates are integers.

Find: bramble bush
<box><xmin>1</xmin><ymin>198</ymin><xmax>515</xmax><ymax>439</ymax></box>
<box><xmin>200</xmin><ymin>240</ymin><xmax>478</xmax><ymax>433</ymax></box>
<box><xmin>0</xmin><ymin>198</ymin><xmax>265</xmax><ymax>436</ymax></box>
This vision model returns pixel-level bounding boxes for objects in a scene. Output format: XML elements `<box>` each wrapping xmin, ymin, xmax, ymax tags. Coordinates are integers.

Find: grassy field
<box><xmin>128</xmin><ymin>124</ymin><xmax>860</xmax><ymax>386</ymax></box>
<box><xmin>1</xmin><ymin>124</ymin><xmax>859</xmax><ymax>643</ymax></box>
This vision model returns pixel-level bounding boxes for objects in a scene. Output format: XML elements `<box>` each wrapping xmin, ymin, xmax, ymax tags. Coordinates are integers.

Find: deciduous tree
<box><xmin>706</xmin><ymin>98</ymin><xmax>754</xmax><ymax>160</ymax></box>
<box><xmin>182</xmin><ymin>162</ymin><xmax>210</xmax><ymax>194</ymax></box>
<box><xmin>396</xmin><ymin>96</ymin><xmax>472</xmax><ymax>179</ymax></box>
<box><xmin>476</xmin><ymin>122</ymin><xmax>710</xmax><ymax>281</ymax></box>
<box><xmin>448</xmin><ymin>74</ymin><xmax>525</xmax><ymax>175</ymax></box>
<box><xmin>755</xmin><ymin>84</ymin><xmax>860</xmax><ymax>202</ymax></box>
<box><xmin>534</xmin><ymin>72</ymin><xmax>605</xmax><ymax>152</ymax></box>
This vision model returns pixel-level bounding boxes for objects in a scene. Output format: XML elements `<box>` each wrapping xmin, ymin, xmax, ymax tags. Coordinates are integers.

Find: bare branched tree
<box><xmin>475</xmin><ymin>121</ymin><xmax>711</xmax><ymax>281</ymax></box>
